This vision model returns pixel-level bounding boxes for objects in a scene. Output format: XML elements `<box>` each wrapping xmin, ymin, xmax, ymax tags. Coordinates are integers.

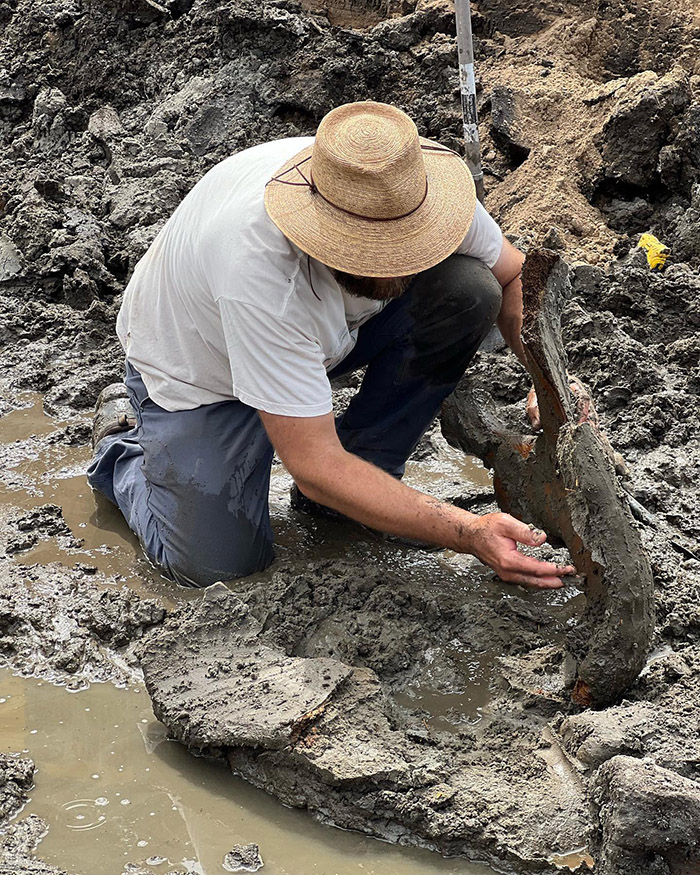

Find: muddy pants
<box><xmin>87</xmin><ymin>255</ymin><xmax>502</xmax><ymax>587</ymax></box>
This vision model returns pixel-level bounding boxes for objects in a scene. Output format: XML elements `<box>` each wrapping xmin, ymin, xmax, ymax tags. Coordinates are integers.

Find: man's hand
<box><xmin>463</xmin><ymin>513</ymin><xmax>575</xmax><ymax>589</ymax></box>
<box><xmin>527</xmin><ymin>374</ymin><xmax>598</xmax><ymax>431</ymax></box>
<box><xmin>526</xmin><ymin>385</ymin><xmax>541</xmax><ymax>429</ymax></box>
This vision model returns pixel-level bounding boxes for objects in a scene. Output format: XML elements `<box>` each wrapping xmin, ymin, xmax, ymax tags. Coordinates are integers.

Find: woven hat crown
<box><xmin>310</xmin><ymin>102</ymin><xmax>427</xmax><ymax>220</ymax></box>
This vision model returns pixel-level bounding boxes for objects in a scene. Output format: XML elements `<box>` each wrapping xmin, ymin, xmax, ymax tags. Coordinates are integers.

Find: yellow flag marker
<box><xmin>638</xmin><ymin>232</ymin><xmax>670</xmax><ymax>271</ymax></box>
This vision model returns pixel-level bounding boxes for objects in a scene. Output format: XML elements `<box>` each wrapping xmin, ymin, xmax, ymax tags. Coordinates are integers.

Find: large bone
<box><xmin>441</xmin><ymin>249</ymin><xmax>655</xmax><ymax>707</ymax></box>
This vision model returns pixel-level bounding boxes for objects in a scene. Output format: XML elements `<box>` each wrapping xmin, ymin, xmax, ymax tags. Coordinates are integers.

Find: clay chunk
<box><xmin>441</xmin><ymin>249</ymin><xmax>655</xmax><ymax>707</ymax></box>
<box><xmin>140</xmin><ymin>584</ymin><xmax>353</xmax><ymax>751</ymax></box>
<box><xmin>592</xmin><ymin>755</ymin><xmax>700</xmax><ymax>875</ymax></box>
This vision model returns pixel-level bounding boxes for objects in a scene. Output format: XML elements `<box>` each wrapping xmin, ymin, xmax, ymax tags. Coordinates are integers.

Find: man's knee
<box><xmin>409</xmin><ymin>255</ymin><xmax>502</xmax><ymax>355</ymax></box>
<box><xmin>411</xmin><ymin>254</ymin><xmax>501</xmax><ymax>328</ymax></box>
<box><xmin>440</xmin><ymin>254</ymin><xmax>501</xmax><ymax>321</ymax></box>
<box><xmin>163</xmin><ymin>529</ymin><xmax>275</xmax><ymax>588</ymax></box>
<box><xmin>463</xmin><ymin>257</ymin><xmax>502</xmax><ymax>326</ymax></box>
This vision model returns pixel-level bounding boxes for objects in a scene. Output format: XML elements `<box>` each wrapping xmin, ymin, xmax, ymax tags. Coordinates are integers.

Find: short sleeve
<box><xmin>218</xmin><ymin>297</ymin><xmax>333</xmax><ymax>417</ymax></box>
<box><xmin>455</xmin><ymin>200</ymin><xmax>504</xmax><ymax>268</ymax></box>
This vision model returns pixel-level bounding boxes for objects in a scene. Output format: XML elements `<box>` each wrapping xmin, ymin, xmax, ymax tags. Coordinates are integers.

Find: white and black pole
<box><xmin>454</xmin><ymin>0</ymin><xmax>484</xmax><ymax>202</ymax></box>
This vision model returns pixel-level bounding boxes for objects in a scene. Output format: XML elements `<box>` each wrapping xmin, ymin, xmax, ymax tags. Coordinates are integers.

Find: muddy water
<box><xmin>393</xmin><ymin>646</ymin><xmax>495</xmax><ymax>730</ymax></box>
<box><xmin>0</xmin><ymin>396</ymin><xmax>176</xmax><ymax>603</ymax></box>
<box><xmin>0</xmin><ymin>397</ymin><xmax>503</xmax><ymax>874</ymax></box>
<box><xmin>0</xmin><ymin>669</ymin><xmax>497</xmax><ymax>875</ymax></box>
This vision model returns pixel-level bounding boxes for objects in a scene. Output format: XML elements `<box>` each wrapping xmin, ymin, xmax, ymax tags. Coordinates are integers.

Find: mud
<box><xmin>0</xmin><ymin>753</ymin><xmax>67</xmax><ymax>874</ymax></box>
<box><xmin>3</xmin><ymin>670</ymin><xmax>494</xmax><ymax>875</ymax></box>
<box><xmin>1</xmin><ymin>0</ymin><xmax>700</xmax><ymax>872</ymax></box>
<box><xmin>142</xmin><ymin>582</ymin><xmax>593</xmax><ymax>873</ymax></box>
<box><xmin>0</xmin><ymin>558</ymin><xmax>165</xmax><ymax>686</ymax></box>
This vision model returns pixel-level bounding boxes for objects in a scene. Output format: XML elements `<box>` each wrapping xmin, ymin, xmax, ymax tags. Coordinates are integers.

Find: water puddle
<box><xmin>549</xmin><ymin>848</ymin><xmax>595</xmax><ymax>870</ymax></box>
<box><xmin>0</xmin><ymin>395</ymin><xmax>175</xmax><ymax>602</ymax></box>
<box><xmin>393</xmin><ymin>645</ymin><xmax>495</xmax><ymax>730</ymax></box>
<box><xmin>0</xmin><ymin>669</ymin><xmax>495</xmax><ymax>875</ymax></box>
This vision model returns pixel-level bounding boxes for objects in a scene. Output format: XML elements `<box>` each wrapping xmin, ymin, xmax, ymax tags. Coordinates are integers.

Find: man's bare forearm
<box><xmin>298</xmin><ymin>446</ymin><xmax>475</xmax><ymax>551</ymax></box>
<box><xmin>261</xmin><ymin>407</ymin><xmax>573</xmax><ymax>588</ymax></box>
<box><xmin>295</xmin><ymin>446</ymin><xmax>574</xmax><ymax>588</ymax></box>
<box><xmin>497</xmin><ymin>275</ymin><xmax>528</xmax><ymax>368</ymax></box>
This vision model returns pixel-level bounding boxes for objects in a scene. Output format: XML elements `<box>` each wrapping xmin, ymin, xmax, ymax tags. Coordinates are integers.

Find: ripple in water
<box><xmin>62</xmin><ymin>798</ymin><xmax>109</xmax><ymax>831</ymax></box>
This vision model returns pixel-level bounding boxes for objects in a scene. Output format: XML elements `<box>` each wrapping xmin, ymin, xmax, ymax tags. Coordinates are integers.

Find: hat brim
<box><xmin>264</xmin><ymin>138</ymin><xmax>477</xmax><ymax>277</ymax></box>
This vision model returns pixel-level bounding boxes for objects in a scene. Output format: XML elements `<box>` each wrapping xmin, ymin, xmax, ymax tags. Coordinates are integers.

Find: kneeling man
<box><xmin>88</xmin><ymin>101</ymin><xmax>573</xmax><ymax>589</ymax></box>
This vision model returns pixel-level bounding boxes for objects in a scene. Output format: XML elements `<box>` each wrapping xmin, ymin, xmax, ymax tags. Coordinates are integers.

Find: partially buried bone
<box><xmin>441</xmin><ymin>248</ymin><xmax>655</xmax><ymax>708</ymax></box>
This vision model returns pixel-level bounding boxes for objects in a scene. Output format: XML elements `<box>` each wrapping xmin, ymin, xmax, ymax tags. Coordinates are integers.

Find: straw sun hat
<box><xmin>264</xmin><ymin>101</ymin><xmax>477</xmax><ymax>278</ymax></box>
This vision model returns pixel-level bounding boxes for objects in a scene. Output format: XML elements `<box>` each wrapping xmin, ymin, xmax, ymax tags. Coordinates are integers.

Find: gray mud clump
<box><xmin>223</xmin><ymin>843</ymin><xmax>264</xmax><ymax>872</ymax></box>
<box><xmin>0</xmin><ymin>754</ymin><xmax>34</xmax><ymax>822</ymax></box>
<box><xmin>0</xmin><ymin>561</ymin><xmax>165</xmax><ymax>685</ymax></box>
<box><xmin>0</xmin><ymin>756</ymin><xmax>71</xmax><ymax>874</ymax></box>
<box><xmin>141</xmin><ymin>582</ymin><xmax>592</xmax><ymax>873</ymax></box>
<box><xmin>592</xmin><ymin>756</ymin><xmax>700</xmax><ymax>875</ymax></box>
<box><xmin>1</xmin><ymin>0</ymin><xmax>700</xmax><ymax>872</ymax></box>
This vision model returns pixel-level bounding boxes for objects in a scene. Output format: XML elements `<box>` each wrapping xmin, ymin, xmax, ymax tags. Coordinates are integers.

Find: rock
<box><xmin>87</xmin><ymin>105</ymin><xmax>125</xmax><ymax>142</ymax></box>
<box><xmin>559</xmin><ymin>656</ymin><xmax>700</xmax><ymax>777</ymax></box>
<box><xmin>658</xmin><ymin>101</ymin><xmax>700</xmax><ymax>194</ymax></box>
<box><xmin>0</xmin><ymin>814</ymin><xmax>48</xmax><ymax>857</ymax></box>
<box><xmin>672</xmin><ymin>202</ymin><xmax>700</xmax><ymax>262</ymax></box>
<box><xmin>591</xmin><ymin>756</ymin><xmax>700</xmax><ymax>874</ymax></box>
<box><xmin>87</xmin><ymin>104</ymin><xmax>125</xmax><ymax>164</ymax></box>
<box><xmin>0</xmin><ymin>753</ymin><xmax>34</xmax><ymax>821</ymax></box>
<box><xmin>61</xmin><ymin>268</ymin><xmax>99</xmax><ymax>310</ymax></box>
<box><xmin>560</xmin><ymin>705</ymin><xmax>654</xmax><ymax>770</ymax></box>
<box><xmin>601</xmin><ymin>197</ymin><xmax>653</xmax><ymax>234</ymax></box>
<box><xmin>0</xmin><ymin>234</ymin><xmax>23</xmax><ymax>283</ymax></box>
<box><xmin>490</xmin><ymin>85</ymin><xmax>531</xmax><ymax>165</ymax></box>
<box><xmin>0</xmin><ymin>81</ymin><xmax>26</xmax><ymax>106</ymax></box>
<box><xmin>31</xmin><ymin>87</ymin><xmax>68</xmax><ymax>125</ymax></box>
<box><xmin>598</xmin><ymin>68</ymin><xmax>691</xmax><ymax>189</ymax></box>
<box><xmin>223</xmin><ymin>843</ymin><xmax>264</xmax><ymax>872</ymax></box>
<box><xmin>371</xmin><ymin>16</ymin><xmax>421</xmax><ymax>51</ymax></box>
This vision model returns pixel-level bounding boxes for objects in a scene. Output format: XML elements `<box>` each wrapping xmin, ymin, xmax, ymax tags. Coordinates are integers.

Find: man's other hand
<box><xmin>527</xmin><ymin>374</ymin><xmax>597</xmax><ymax>431</ymax></box>
<box><xmin>464</xmin><ymin>513</ymin><xmax>575</xmax><ymax>589</ymax></box>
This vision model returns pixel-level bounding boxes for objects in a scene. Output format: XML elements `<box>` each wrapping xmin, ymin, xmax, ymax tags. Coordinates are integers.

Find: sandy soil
<box><xmin>1</xmin><ymin>0</ymin><xmax>699</xmax><ymax>872</ymax></box>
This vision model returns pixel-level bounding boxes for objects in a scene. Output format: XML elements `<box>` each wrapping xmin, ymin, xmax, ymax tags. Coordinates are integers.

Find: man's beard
<box><xmin>331</xmin><ymin>270</ymin><xmax>415</xmax><ymax>301</ymax></box>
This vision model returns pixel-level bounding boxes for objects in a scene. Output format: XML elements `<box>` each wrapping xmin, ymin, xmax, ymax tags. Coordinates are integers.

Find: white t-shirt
<box><xmin>117</xmin><ymin>137</ymin><xmax>503</xmax><ymax>416</ymax></box>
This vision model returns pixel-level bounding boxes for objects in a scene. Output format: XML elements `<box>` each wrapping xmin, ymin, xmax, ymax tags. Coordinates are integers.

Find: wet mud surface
<box><xmin>1</xmin><ymin>0</ymin><xmax>700</xmax><ymax>872</ymax></box>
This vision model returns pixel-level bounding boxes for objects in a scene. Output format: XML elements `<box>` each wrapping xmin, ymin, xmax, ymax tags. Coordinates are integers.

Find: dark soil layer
<box><xmin>1</xmin><ymin>0</ymin><xmax>699</xmax><ymax>873</ymax></box>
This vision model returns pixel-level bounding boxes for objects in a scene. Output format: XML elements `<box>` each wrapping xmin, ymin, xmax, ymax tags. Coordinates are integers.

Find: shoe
<box><xmin>289</xmin><ymin>484</ymin><xmax>441</xmax><ymax>551</ymax></box>
<box><xmin>92</xmin><ymin>383</ymin><xmax>137</xmax><ymax>449</ymax></box>
<box><xmin>289</xmin><ymin>483</ymin><xmax>346</xmax><ymax>522</ymax></box>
